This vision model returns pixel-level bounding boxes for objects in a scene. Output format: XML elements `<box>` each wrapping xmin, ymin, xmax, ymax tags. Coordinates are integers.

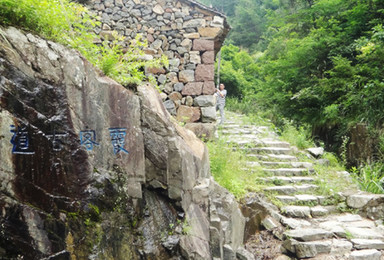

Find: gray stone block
<box><xmin>201</xmin><ymin>106</ymin><xmax>216</xmax><ymax>123</ymax></box>
<box><xmin>193</xmin><ymin>95</ymin><xmax>215</xmax><ymax>107</ymax></box>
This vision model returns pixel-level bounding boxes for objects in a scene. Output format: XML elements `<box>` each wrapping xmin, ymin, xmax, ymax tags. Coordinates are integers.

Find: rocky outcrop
<box><xmin>0</xmin><ymin>27</ymin><xmax>246</xmax><ymax>259</ymax></box>
<box><xmin>85</xmin><ymin>0</ymin><xmax>230</xmax><ymax>136</ymax></box>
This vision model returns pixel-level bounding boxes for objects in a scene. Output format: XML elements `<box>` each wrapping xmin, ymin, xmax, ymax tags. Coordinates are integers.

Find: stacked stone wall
<box><xmin>87</xmin><ymin>0</ymin><xmax>229</xmax><ymax>135</ymax></box>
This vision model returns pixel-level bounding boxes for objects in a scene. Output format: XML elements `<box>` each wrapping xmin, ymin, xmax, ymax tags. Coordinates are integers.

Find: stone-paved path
<box><xmin>217</xmin><ymin>111</ymin><xmax>384</xmax><ymax>260</ymax></box>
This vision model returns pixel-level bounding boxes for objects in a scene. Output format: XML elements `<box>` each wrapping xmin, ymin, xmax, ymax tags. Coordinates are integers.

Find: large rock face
<box><xmin>0</xmin><ymin>27</ymin><xmax>246</xmax><ymax>259</ymax></box>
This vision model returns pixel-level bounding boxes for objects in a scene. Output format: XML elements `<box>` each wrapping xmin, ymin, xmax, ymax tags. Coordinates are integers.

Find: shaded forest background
<box><xmin>199</xmin><ymin>0</ymin><xmax>384</xmax><ymax>167</ymax></box>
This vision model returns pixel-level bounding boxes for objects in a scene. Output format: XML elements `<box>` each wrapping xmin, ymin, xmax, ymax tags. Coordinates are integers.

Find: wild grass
<box><xmin>0</xmin><ymin>0</ymin><xmax>167</xmax><ymax>86</ymax></box>
<box><xmin>279</xmin><ymin>121</ymin><xmax>314</xmax><ymax>150</ymax></box>
<box><xmin>207</xmin><ymin>138</ymin><xmax>268</xmax><ymax>198</ymax></box>
<box><xmin>351</xmin><ymin>163</ymin><xmax>384</xmax><ymax>194</ymax></box>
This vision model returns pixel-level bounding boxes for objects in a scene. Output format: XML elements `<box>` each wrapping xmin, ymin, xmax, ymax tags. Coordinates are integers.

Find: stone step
<box><xmin>260</xmin><ymin>176</ymin><xmax>316</xmax><ymax>185</ymax></box>
<box><xmin>245</xmin><ymin>147</ymin><xmax>293</xmax><ymax>155</ymax></box>
<box><xmin>259</xmin><ymin>161</ymin><xmax>313</xmax><ymax>169</ymax></box>
<box><xmin>264</xmin><ymin>168</ymin><xmax>312</xmax><ymax>176</ymax></box>
<box><xmin>345</xmin><ymin>227</ymin><xmax>384</xmax><ymax>240</ymax></box>
<box><xmin>221</xmin><ymin>129</ymin><xmax>252</xmax><ymax>135</ymax></box>
<box><xmin>351</xmin><ymin>239</ymin><xmax>384</xmax><ymax>250</ymax></box>
<box><xmin>275</xmin><ymin>194</ymin><xmax>323</xmax><ymax>204</ymax></box>
<box><xmin>227</xmin><ymin>139</ymin><xmax>252</xmax><ymax>146</ymax></box>
<box><xmin>245</xmin><ymin>161</ymin><xmax>261</xmax><ymax>168</ymax></box>
<box><xmin>283</xmin><ymin>238</ymin><xmax>358</xmax><ymax>259</ymax></box>
<box><xmin>226</xmin><ymin>138</ymin><xmax>291</xmax><ymax>148</ymax></box>
<box><xmin>221</xmin><ymin>124</ymin><xmax>254</xmax><ymax>129</ymax></box>
<box><xmin>221</xmin><ymin>124</ymin><xmax>241</xmax><ymax>129</ymax></box>
<box><xmin>266</xmin><ymin>154</ymin><xmax>298</xmax><ymax>161</ymax></box>
<box><xmin>284</xmin><ymin>228</ymin><xmax>333</xmax><ymax>242</ymax></box>
<box><xmin>289</xmin><ymin>239</ymin><xmax>333</xmax><ymax>258</ymax></box>
<box><xmin>263</xmin><ymin>184</ymin><xmax>318</xmax><ymax>195</ymax></box>
<box><xmin>349</xmin><ymin>249</ymin><xmax>382</xmax><ymax>260</ymax></box>
<box><xmin>281</xmin><ymin>217</ymin><xmax>311</xmax><ymax>229</ymax></box>
<box><xmin>225</xmin><ymin>136</ymin><xmax>262</xmax><ymax>144</ymax></box>
<box><xmin>259</xmin><ymin>140</ymin><xmax>290</xmax><ymax>148</ymax></box>
<box><xmin>281</xmin><ymin>205</ymin><xmax>329</xmax><ymax>218</ymax></box>
<box><xmin>246</xmin><ymin>154</ymin><xmax>298</xmax><ymax>162</ymax></box>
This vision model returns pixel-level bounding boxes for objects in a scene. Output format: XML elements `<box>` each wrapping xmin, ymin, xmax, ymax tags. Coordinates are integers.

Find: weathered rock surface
<box><xmin>0</xmin><ymin>27</ymin><xmax>248</xmax><ymax>260</ymax></box>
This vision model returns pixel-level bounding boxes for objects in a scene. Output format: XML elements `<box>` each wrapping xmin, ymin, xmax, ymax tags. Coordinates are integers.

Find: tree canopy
<box><xmin>203</xmin><ymin>0</ymin><xmax>384</xmax><ymax>158</ymax></box>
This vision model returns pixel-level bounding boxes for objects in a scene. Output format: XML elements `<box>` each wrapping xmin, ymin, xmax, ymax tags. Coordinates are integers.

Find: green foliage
<box><xmin>181</xmin><ymin>218</ymin><xmax>192</xmax><ymax>235</ymax></box>
<box><xmin>351</xmin><ymin>163</ymin><xmax>384</xmax><ymax>194</ymax></box>
<box><xmin>207</xmin><ymin>139</ymin><xmax>266</xmax><ymax>198</ymax></box>
<box><xmin>0</xmin><ymin>0</ymin><xmax>167</xmax><ymax>86</ymax></box>
<box><xmin>210</xmin><ymin>0</ymin><xmax>384</xmax><ymax>164</ymax></box>
<box><xmin>279</xmin><ymin>120</ymin><xmax>314</xmax><ymax>149</ymax></box>
<box><xmin>218</xmin><ymin>44</ymin><xmax>260</xmax><ymax>97</ymax></box>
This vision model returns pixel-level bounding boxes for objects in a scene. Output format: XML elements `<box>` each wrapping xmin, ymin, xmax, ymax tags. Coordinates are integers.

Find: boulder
<box><xmin>202</xmin><ymin>51</ymin><xmax>215</xmax><ymax>64</ymax></box>
<box><xmin>176</xmin><ymin>105</ymin><xmax>201</xmax><ymax>123</ymax></box>
<box><xmin>201</xmin><ymin>107</ymin><xmax>216</xmax><ymax>123</ymax></box>
<box><xmin>183</xmin><ymin>19</ymin><xmax>206</xmax><ymax>28</ymax></box>
<box><xmin>181</xmin><ymin>82</ymin><xmax>203</xmax><ymax>96</ymax></box>
<box><xmin>185</xmin><ymin>123</ymin><xmax>216</xmax><ymax>140</ymax></box>
<box><xmin>307</xmin><ymin>147</ymin><xmax>324</xmax><ymax>158</ymax></box>
<box><xmin>190</xmin><ymin>51</ymin><xmax>201</xmax><ymax>64</ymax></box>
<box><xmin>203</xmin><ymin>81</ymin><xmax>216</xmax><ymax>95</ymax></box>
<box><xmin>198</xmin><ymin>27</ymin><xmax>223</xmax><ymax>39</ymax></box>
<box><xmin>163</xmin><ymin>100</ymin><xmax>177</xmax><ymax>115</ymax></box>
<box><xmin>347</xmin><ymin>194</ymin><xmax>374</xmax><ymax>209</ymax></box>
<box><xmin>174</xmin><ymin>82</ymin><xmax>184</xmax><ymax>92</ymax></box>
<box><xmin>179</xmin><ymin>69</ymin><xmax>195</xmax><ymax>83</ymax></box>
<box><xmin>195</xmin><ymin>64</ymin><xmax>215</xmax><ymax>82</ymax></box>
<box><xmin>193</xmin><ymin>95</ymin><xmax>215</xmax><ymax>107</ymax></box>
<box><xmin>169</xmin><ymin>92</ymin><xmax>183</xmax><ymax>101</ymax></box>
<box><xmin>193</xmin><ymin>39</ymin><xmax>215</xmax><ymax>51</ymax></box>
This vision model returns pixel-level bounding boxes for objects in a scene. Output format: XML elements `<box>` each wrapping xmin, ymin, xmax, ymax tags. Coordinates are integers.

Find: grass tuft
<box><xmin>207</xmin><ymin>139</ymin><xmax>267</xmax><ymax>198</ymax></box>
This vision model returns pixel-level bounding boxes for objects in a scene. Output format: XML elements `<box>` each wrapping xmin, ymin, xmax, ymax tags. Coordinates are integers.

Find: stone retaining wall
<box><xmin>86</xmin><ymin>0</ymin><xmax>230</xmax><ymax>136</ymax></box>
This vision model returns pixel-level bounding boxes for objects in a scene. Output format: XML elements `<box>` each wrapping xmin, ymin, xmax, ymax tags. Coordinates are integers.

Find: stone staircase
<box><xmin>217</xmin><ymin>111</ymin><xmax>384</xmax><ymax>260</ymax></box>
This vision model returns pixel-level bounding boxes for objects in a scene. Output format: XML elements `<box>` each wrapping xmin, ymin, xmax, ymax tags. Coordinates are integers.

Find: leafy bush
<box><xmin>0</xmin><ymin>0</ymin><xmax>167</xmax><ymax>86</ymax></box>
<box><xmin>351</xmin><ymin>163</ymin><xmax>384</xmax><ymax>194</ymax></box>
